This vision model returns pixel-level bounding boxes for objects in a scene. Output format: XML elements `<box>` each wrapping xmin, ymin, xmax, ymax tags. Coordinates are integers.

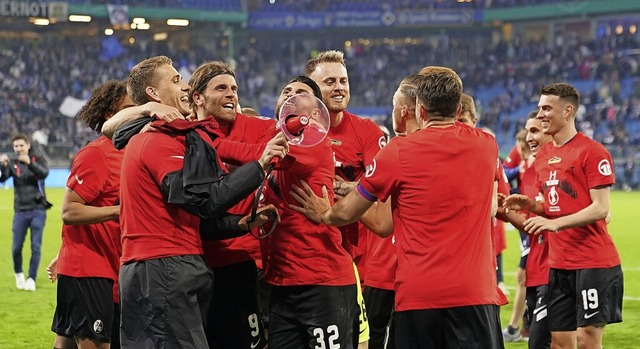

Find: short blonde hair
<box><xmin>305</xmin><ymin>50</ymin><xmax>346</xmax><ymax>76</ymax></box>
<box><xmin>127</xmin><ymin>56</ymin><xmax>173</xmax><ymax>105</ymax></box>
<box><xmin>460</xmin><ymin>94</ymin><xmax>476</xmax><ymax>118</ymax></box>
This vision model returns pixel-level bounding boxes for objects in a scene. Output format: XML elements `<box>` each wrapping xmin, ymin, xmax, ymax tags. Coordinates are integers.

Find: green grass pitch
<box><xmin>0</xmin><ymin>188</ymin><xmax>638</xmax><ymax>348</ymax></box>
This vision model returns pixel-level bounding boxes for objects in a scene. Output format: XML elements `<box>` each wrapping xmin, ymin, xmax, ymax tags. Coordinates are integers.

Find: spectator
<box><xmin>1</xmin><ymin>133</ymin><xmax>50</xmax><ymax>291</ymax></box>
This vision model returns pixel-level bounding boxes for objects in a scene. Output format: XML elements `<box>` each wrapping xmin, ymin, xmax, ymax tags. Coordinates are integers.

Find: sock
<box><xmin>507</xmin><ymin>325</ymin><xmax>519</xmax><ymax>334</ymax></box>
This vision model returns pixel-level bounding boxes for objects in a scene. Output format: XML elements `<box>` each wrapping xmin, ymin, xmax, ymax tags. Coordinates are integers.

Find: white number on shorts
<box><xmin>313</xmin><ymin>325</ymin><xmax>341</xmax><ymax>349</ymax></box>
<box><xmin>581</xmin><ymin>288</ymin><xmax>599</xmax><ymax>310</ymax></box>
<box><xmin>248</xmin><ymin>313</ymin><xmax>260</xmax><ymax>337</ymax></box>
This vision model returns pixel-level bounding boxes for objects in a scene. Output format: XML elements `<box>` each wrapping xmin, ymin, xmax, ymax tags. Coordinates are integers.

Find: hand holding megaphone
<box><xmin>258</xmin><ymin>132</ymin><xmax>289</xmax><ymax>170</ymax></box>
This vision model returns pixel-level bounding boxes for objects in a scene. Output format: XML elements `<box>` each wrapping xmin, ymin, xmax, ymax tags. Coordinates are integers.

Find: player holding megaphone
<box><xmin>259</xmin><ymin>76</ymin><xmax>359</xmax><ymax>349</ymax></box>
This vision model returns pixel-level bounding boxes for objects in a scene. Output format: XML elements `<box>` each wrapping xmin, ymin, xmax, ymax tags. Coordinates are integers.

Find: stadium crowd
<box><xmin>3</xmin><ymin>30</ymin><xmax>640</xmax><ymax>163</ymax></box>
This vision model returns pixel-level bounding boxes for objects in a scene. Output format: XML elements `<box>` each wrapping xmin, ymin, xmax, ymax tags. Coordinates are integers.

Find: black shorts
<box><xmin>547</xmin><ymin>266</ymin><xmax>623</xmax><ymax>332</ymax></box>
<box><xmin>111</xmin><ymin>303</ymin><xmax>120</xmax><ymax>349</ymax></box>
<box><xmin>363</xmin><ymin>286</ymin><xmax>395</xmax><ymax>349</ymax></box>
<box><xmin>207</xmin><ymin>260</ymin><xmax>266</xmax><ymax>349</ymax></box>
<box><xmin>258</xmin><ymin>269</ymin><xmax>272</xmax><ymax>329</ymax></box>
<box><xmin>51</xmin><ymin>275</ymin><xmax>115</xmax><ymax>343</ymax></box>
<box><xmin>518</xmin><ymin>230</ymin><xmax>530</xmax><ymax>269</ymax></box>
<box><xmin>526</xmin><ymin>285</ymin><xmax>550</xmax><ymax>349</ymax></box>
<box><xmin>268</xmin><ymin>284</ymin><xmax>358</xmax><ymax>349</ymax></box>
<box><xmin>394</xmin><ymin>305</ymin><xmax>503</xmax><ymax>349</ymax></box>
<box><xmin>119</xmin><ymin>255</ymin><xmax>214</xmax><ymax>348</ymax></box>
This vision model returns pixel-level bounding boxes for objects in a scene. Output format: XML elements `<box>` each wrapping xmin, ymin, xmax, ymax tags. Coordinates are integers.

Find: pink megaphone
<box><xmin>277</xmin><ymin>93</ymin><xmax>330</xmax><ymax>147</ymax></box>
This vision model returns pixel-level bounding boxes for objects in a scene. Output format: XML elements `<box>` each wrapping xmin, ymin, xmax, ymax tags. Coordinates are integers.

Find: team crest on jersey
<box><xmin>93</xmin><ymin>319</ymin><xmax>103</xmax><ymax>334</ymax></box>
<box><xmin>548</xmin><ymin>156</ymin><xmax>561</xmax><ymax>164</ymax></box>
<box><xmin>331</xmin><ymin>139</ymin><xmax>342</xmax><ymax>146</ymax></box>
<box><xmin>378</xmin><ymin>136</ymin><xmax>387</xmax><ymax>149</ymax></box>
<box><xmin>598</xmin><ymin>159</ymin><xmax>612</xmax><ymax>176</ymax></box>
<box><xmin>365</xmin><ymin>159</ymin><xmax>377</xmax><ymax>178</ymax></box>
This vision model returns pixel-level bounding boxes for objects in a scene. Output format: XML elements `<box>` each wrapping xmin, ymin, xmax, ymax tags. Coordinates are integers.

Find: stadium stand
<box><xmin>1</xmin><ymin>0</ymin><xmax>638</xmax><ymax>187</ymax></box>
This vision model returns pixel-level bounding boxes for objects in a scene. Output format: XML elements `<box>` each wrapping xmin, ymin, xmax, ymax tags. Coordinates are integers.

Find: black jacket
<box><xmin>152</xmin><ymin>120</ymin><xmax>266</xmax><ymax>240</ymax></box>
<box><xmin>0</xmin><ymin>153</ymin><xmax>50</xmax><ymax>211</ymax></box>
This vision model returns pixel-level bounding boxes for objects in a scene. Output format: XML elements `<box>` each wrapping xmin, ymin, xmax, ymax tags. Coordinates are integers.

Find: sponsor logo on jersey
<box><xmin>331</xmin><ymin>139</ymin><xmax>342</xmax><ymax>146</ymax></box>
<box><xmin>545</xmin><ymin>170</ymin><xmax>559</xmax><ymax>186</ymax></box>
<box><xmin>548</xmin><ymin>156</ymin><xmax>561</xmax><ymax>164</ymax></box>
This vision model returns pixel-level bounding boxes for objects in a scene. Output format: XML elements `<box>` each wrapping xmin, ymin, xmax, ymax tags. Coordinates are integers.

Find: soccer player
<box><xmin>49</xmin><ymin>80</ymin><xmax>134</xmax><ymax>349</ymax></box>
<box><xmin>502</xmin><ymin>123</ymin><xmax>535</xmax><ymax>343</ymax></box>
<box><xmin>0</xmin><ymin>133</ymin><xmax>50</xmax><ymax>292</ymax></box>
<box><xmin>504</xmin><ymin>83</ymin><xmax>623</xmax><ymax>349</ymax></box>
<box><xmin>117</xmin><ymin>56</ymin><xmax>286</xmax><ymax>348</ymax></box>
<box><xmin>306</xmin><ymin>50</ymin><xmax>384</xmax><ymax>347</ymax></box>
<box><xmin>360</xmin><ymin>74</ymin><xmax>421</xmax><ymax>349</ymax></box>
<box><xmin>260</xmin><ymin>75</ymin><xmax>359</xmax><ymax>349</ymax></box>
<box><xmin>518</xmin><ymin>111</ymin><xmax>553</xmax><ymax>349</ymax></box>
<box><xmin>291</xmin><ymin>66</ymin><xmax>507</xmax><ymax>349</ymax></box>
<box><xmin>187</xmin><ymin>60</ymin><xmax>275</xmax><ymax>349</ymax></box>
<box><xmin>457</xmin><ymin>93</ymin><xmax>478</xmax><ymax>126</ymax></box>
<box><xmin>456</xmin><ymin>94</ymin><xmax>513</xmax><ymax>302</ymax></box>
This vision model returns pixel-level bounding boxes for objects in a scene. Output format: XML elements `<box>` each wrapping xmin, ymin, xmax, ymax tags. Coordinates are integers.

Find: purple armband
<box><xmin>356</xmin><ymin>184</ymin><xmax>378</xmax><ymax>202</ymax></box>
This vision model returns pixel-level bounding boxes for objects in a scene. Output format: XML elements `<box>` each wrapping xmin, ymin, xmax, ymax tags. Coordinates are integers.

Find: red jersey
<box><xmin>58</xmin><ymin>136</ymin><xmax>122</xmax><ymax>285</ymax></box>
<box><xmin>262</xmin><ymin>139</ymin><xmax>355</xmax><ymax>286</ymax></box>
<box><xmin>329</xmin><ymin>111</ymin><xmax>385</xmax><ymax>278</ymax></box>
<box><xmin>520</xmin><ymin>160</ymin><xmax>550</xmax><ymax>287</ymax></box>
<box><xmin>504</xmin><ymin>145</ymin><xmax>523</xmax><ymax>187</ymax></box>
<box><xmin>493</xmin><ymin>165</ymin><xmax>510</xmax><ymax>256</ymax></box>
<box><xmin>203</xmin><ymin>114</ymin><xmax>276</xmax><ymax>268</ymax></box>
<box><xmin>120</xmin><ymin>132</ymin><xmax>202</xmax><ymax>263</ymax></box>
<box><xmin>534</xmin><ymin>132</ymin><xmax>620</xmax><ymax>269</ymax></box>
<box><xmin>503</xmin><ymin>145</ymin><xmax>521</xmax><ymax>169</ymax></box>
<box><xmin>359</xmin><ymin>124</ymin><xmax>508</xmax><ymax>311</ymax></box>
<box><xmin>363</xmin><ymin>234</ymin><xmax>396</xmax><ymax>290</ymax></box>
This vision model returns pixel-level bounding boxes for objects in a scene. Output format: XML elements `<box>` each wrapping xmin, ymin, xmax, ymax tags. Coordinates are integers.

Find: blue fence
<box><xmin>2</xmin><ymin>168</ymin><xmax>70</xmax><ymax>189</ymax></box>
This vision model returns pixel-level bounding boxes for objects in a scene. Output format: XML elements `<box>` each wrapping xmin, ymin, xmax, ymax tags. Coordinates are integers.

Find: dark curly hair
<box><xmin>77</xmin><ymin>80</ymin><xmax>129</xmax><ymax>132</ymax></box>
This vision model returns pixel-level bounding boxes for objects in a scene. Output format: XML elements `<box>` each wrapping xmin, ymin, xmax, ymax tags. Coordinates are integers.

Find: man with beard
<box><xmin>306</xmin><ymin>50</ymin><xmax>384</xmax><ymax>347</ymax></box>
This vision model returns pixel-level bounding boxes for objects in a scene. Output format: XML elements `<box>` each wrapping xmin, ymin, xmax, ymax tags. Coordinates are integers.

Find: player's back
<box><xmin>390</xmin><ymin>123</ymin><xmax>502</xmax><ymax>310</ymax></box>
